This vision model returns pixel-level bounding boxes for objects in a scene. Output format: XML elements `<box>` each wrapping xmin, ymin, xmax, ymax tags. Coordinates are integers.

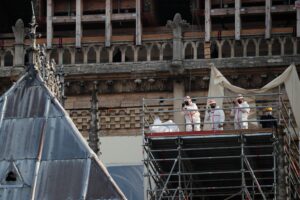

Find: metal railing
<box><xmin>142</xmin><ymin>92</ymin><xmax>300</xmax><ymax>200</ymax></box>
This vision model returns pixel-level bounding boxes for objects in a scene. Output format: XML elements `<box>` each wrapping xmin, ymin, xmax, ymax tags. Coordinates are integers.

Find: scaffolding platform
<box><xmin>143</xmin><ymin>95</ymin><xmax>300</xmax><ymax>200</ymax></box>
<box><xmin>144</xmin><ymin>130</ymin><xmax>276</xmax><ymax>199</ymax></box>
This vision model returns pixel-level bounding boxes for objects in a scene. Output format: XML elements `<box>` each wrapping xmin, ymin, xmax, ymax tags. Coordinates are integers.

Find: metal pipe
<box><xmin>145</xmin><ymin>169</ymin><xmax>274</xmax><ymax>177</ymax></box>
<box><xmin>243</xmin><ymin>157</ymin><xmax>267</xmax><ymax>200</ymax></box>
<box><xmin>241</xmin><ymin>133</ymin><xmax>246</xmax><ymax>200</ymax></box>
<box><xmin>158</xmin><ymin>159</ymin><xmax>178</xmax><ymax>200</ymax></box>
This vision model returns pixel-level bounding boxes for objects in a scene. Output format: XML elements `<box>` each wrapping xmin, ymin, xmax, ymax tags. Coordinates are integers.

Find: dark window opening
<box><xmin>6</xmin><ymin>171</ymin><xmax>17</xmax><ymax>182</ymax></box>
<box><xmin>153</xmin><ymin>0</ymin><xmax>192</xmax><ymax>26</ymax></box>
<box><xmin>0</xmin><ymin>1</ymin><xmax>31</xmax><ymax>34</ymax></box>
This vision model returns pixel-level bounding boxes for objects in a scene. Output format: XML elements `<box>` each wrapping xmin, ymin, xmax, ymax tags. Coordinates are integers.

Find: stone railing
<box><xmin>45</xmin><ymin>40</ymin><xmax>173</xmax><ymax>65</ymax></box>
<box><xmin>0</xmin><ymin>34</ymin><xmax>299</xmax><ymax>67</ymax></box>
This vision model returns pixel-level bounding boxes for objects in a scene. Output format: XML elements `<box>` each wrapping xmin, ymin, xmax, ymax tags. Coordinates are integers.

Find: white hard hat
<box><xmin>208</xmin><ymin>99</ymin><xmax>216</xmax><ymax>104</ymax></box>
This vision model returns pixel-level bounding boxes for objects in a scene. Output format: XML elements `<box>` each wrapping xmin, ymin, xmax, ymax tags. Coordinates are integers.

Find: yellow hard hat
<box><xmin>264</xmin><ymin>107</ymin><xmax>272</xmax><ymax>112</ymax></box>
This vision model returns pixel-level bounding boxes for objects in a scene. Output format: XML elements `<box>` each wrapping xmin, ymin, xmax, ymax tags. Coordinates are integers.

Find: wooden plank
<box><xmin>76</xmin><ymin>0</ymin><xmax>82</xmax><ymax>47</ymax></box>
<box><xmin>265</xmin><ymin>0</ymin><xmax>272</xmax><ymax>39</ymax></box>
<box><xmin>235</xmin><ymin>0</ymin><xmax>241</xmax><ymax>40</ymax></box>
<box><xmin>205</xmin><ymin>0</ymin><xmax>211</xmax><ymax>42</ymax></box>
<box><xmin>47</xmin><ymin>0</ymin><xmax>53</xmax><ymax>48</ymax></box>
<box><xmin>112</xmin><ymin>13</ymin><xmax>136</xmax><ymax>21</ymax></box>
<box><xmin>81</xmin><ymin>13</ymin><xmax>136</xmax><ymax>23</ymax></box>
<box><xmin>211</xmin><ymin>5</ymin><xmax>295</xmax><ymax>16</ymax></box>
<box><xmin>105</xmin><ymin>0</ymin><xmax>112</xmax><ymax>47</ymax></box>
<box><xmin>53</xmin><ymin>16</ymin><xmax>76</xmax><ymax>24</ymax></box>
<box><xmin>136</xmin><ymin>0</ymin><xmax>142</xmax><ymax>45</ymax></box>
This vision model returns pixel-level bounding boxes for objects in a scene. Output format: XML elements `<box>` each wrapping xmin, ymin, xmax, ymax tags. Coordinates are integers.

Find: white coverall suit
<box><xmin>231</xmin><ymin>101</ymin><xmax>250</xmax><ymax>129</ymax></box>
<box><xmin>183</xmin><ymin>103</ymin><xmax>201</xmax><ymax>131</ymax></box>
<box><xmin>206</xmin><ymin>106</ymin><xmax>225</xmax><ymax>130</ymax></box>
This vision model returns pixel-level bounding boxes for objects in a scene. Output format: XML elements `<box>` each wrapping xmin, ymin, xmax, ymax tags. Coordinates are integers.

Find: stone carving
<box><xmin>12</xmin><ymin>19</ymin><xmax>25</xmax><ymax>66</ymax></box>
<box><xmin>89</xmin><ymin>81</ymin><xmax>100</xmax><ymax>154</ymax></box>
<box><xmin>12</xmin><ymin>19</ymin><xmax>25</xmax><ymax>45</ymax></box>
<box><xmin>167</xmin><ymin>13</ymin><xmax>190</xmax><ymax>74</ymax></box>
<box><xmin>26</xmin><ymin>2</ymin><xmax>65</xmax><ymax>103</ymax></box>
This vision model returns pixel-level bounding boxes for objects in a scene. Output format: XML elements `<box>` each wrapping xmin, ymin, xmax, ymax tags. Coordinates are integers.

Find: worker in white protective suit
<box><xmin>182</xmin><ymin>96</ymin><xmax>201</xmax><ymax>131</ymax></box>
<box><xmin>230</xmin><ymin>94</ymin><xmax>250</xmax><ymax>129</ymax></box>
<box><xmin>206</xmin><ymin>99</ymin><xmax>225</xmax><ymax>130</ymax></box>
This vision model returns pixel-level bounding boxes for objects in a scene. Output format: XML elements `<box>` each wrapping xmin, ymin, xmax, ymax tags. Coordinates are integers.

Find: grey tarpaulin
<box><xmin>0</xmin><ymin>70</ymin><xmax>127</xmax><ymax>200</ymax></box>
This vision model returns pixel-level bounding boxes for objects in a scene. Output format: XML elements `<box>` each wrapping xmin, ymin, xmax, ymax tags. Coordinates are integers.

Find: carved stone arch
<box><xmin>222</xmin><ymin>40</ymin><xmax>231</xmax><ymax>58</ymax></box>
<box><xmin>162</xmin><ymin>42</ymin><xmax>172</xmax><ymax>60</ymax></box>
<box><xmin>138</xmin><ymin>44</ymin><xmax>147</xmax><ymax>61</ymax></box>
<box><xmin>284</xmin><ymin>36</ymin><xmax>294</xmax><ymax>55</ymax></box>
<box><xmin>196</xmin><ymin>41</ymin><xmax>204</xmax><ymax>59</ymax></box>
<box><xmin>150</xmin><ymin>43</ymin><xmax>161</xmax><ymax>61</ymax></box>
<box><xmin>49</xmin><ymin>48</ymin><xmax>58</xmax><ymax>64</ymax></box>
<box><xmin>247</xmin><ymin>39</ymin><xmax>256</xmax><ymax>57</ymax></box>
<box><xmin>75</xmin><ymin>48</ymin><xmax>84</xmax><ymax>64</ymax></box>
<box><xmin>63</xmin><ymin>47</ymin><xmax>72</xmax><ymax>64</ymax></box>
<box><xmin>271</xmin><ymin>37</ymin><xmax>281</xmax><ymax>56</ymax></box>
<box><xmin>100</xmin><ymin>47</ymin><xmax>109</xmax><ymax>63</ymax></box>
<box><xmin>234</xmin><ymin>40</ymin><xmax>243</xmax><ymax>57</ymax></box>
<box><xmin>259</xmin><ymin>39</ymin><xmax>269</xmax><ymax>56</ymax></box>
<box><xmin>184</xmin><ymin>41</ymin><xmax>195</xmax><ymax>59</ymax></box>
<box><xmin>87</xmin><ymin>45</ymin><xmax>97</xmax><ymax>63</ymax></box>
<box><xmin>4</xmin><ymin>50</ymin><xmax>14</xmax><ymax>66</ymax></box>
<box><xmin>125</xmin><ymin>45</ymin><xmax>134</xmax><ymax>62</ymax></box>
<box><xmin>112</xmin><ymin>46</ymin><xmax>122</xmax><ymax>63</ymax></box>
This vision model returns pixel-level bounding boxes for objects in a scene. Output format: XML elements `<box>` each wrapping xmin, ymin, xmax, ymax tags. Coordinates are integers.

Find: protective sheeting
<box><xmin>107</xmin><ymin>165</ymin><xmax>143</xmax><ymax>200</ymax></box>
<box><xmin>207</xmin><ymin>64</ymin><xmax>300</xmax><ymax>127</ymax></box>
<box><xmin>0</xmin><ymin>70</ymin><xmax>126</xmax><ymax>200</ymax></box>
<box><xmin>150</xmin><ymin>117</ymin><xmax>180</xmax><ymax>132</ymax></box>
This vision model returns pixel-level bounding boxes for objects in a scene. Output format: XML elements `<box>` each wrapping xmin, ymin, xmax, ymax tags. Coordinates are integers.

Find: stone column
<box><xmin>173</xmin><ymin>80</ymin><xmax>185</xmax><ymax>131</ymax></box>
<box><xmin>167</xmin><ymin>13</ymin><xmax>189</xmax><ymax>131</ymax></box>
<box><xmin>12</xmin><ymin>19</ymin><xmax>25</xmax><ymax>67</ymax></box>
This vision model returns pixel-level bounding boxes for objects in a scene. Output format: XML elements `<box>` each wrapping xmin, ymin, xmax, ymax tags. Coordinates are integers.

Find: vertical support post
<box><xmin>235</xmin><ymin>0</ymin><xmax>241</xmax><ymax>40</ymax></box>
<box><xmin>205</xmin><ymin>0</ymin><xmax>211</xmax><ymax>42</ymax></box>
<box><xmin>89</xmin><ymin>81</ymin><xmax>100</xmax><ymax>154</ymax></box>
<box><xmin>178</xmin><ymin>138</ymin><xmax>182</xmax><ymax>200</ymax></box>
<box><xmin>60</xmin><ymin>67</ymin><xmax>65</xmax><ymax>107</ymax></box>
<box><xmin>265</xmin><ymin>0</ymin><xmax>272</xmax><ymax>39</ymax></box>
<box><xmin>241</xmin><ymin>133</ymin><xmax>246</xmax><ymax>200</ymax></box>
<box><xmin>76</xmin><ymin>0</ymin><xmax>82</xmax><ymax>48</ymax></box>
<box><xmin>46</xmin><ymin>0</ymin><xmax>53</xmax><ymax>48</ymax></box>
<box><xmin>142</xmin><ymin>98</ymin><xmax>148</xmax><ymax>200</ymax></box>
<box><xmin>136</xmin><ymin>0</ymin><xmax>142</xmax><ymax>45</ymax></box>
<box><xmin>273</xmin><ymin>130</ymin><xmax>277</xmax><ymax>200</ymax></box>
<box><xmin>296</xmin><ymin>1</ymin><xmax>300</xmax><ymax>37</ymax></box>
<box><xmin>173</xmin><ymin>80</ymin><xmax>185</xmax><ymax>131</ymax></box>
<box><xmin>105</xmin><ymin>0</ymin><xmax>112</xmax><ymax>47</ymax></box>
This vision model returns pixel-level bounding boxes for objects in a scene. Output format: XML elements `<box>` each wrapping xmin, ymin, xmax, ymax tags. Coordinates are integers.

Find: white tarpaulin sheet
<box><xmin>206</xmin><ymin>64</ymin><xmax>300</xmax><ymax>128</ymax></box>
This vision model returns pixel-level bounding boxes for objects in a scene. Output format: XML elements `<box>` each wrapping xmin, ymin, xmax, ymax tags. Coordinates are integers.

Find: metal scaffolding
<box><xmin>142</xmin><ymin>93</ymin><xmax>300</xmax><ymax>200</ymax></box>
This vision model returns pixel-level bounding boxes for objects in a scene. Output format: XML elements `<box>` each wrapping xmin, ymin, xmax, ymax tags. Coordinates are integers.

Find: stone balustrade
<box><xmin>0</xmin><ymin>34</ymin><xmax>299</xmax><ymax>67</ymax></box>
